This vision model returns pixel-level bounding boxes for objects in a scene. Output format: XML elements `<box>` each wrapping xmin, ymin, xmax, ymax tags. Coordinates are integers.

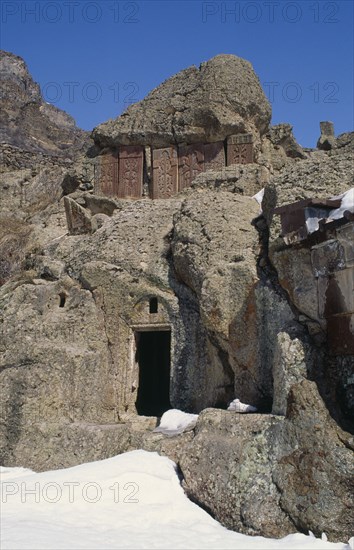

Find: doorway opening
<box><xmin>135</xmin><ymin>330</ymin><xmax>171</xmax><ymax>417</ymax></box>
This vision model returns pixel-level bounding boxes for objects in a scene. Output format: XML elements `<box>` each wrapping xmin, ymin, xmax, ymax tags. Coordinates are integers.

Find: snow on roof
<box><xmin>328</xmin><ymin>188</ymin><xmax>354</xmax><ymax>221</ymax></box>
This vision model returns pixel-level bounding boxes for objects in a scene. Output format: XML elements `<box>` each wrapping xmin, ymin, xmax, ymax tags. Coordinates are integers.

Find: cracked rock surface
<box><xmin>0</xmin><ymin>50</ymin><xmax>353</xmax><ymax>543</ymax></box>
<box><xmin>92</xmin><ymin>54</ymin><xmax>271</xmax><ymax>148</ymax></box>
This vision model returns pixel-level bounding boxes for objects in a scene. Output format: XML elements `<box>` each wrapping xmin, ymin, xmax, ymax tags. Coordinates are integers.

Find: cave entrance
<box><xmin>135</xmin><ymin>329</ymin><xmax>171</xmax><ymax>417</ymax></box>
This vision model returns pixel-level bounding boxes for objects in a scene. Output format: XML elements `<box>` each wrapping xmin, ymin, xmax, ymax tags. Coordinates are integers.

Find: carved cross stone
<box><xmin>227</xmin><ymin>134</ymin><xmax>253</xmax><ymax>165</ymax></box>
<box><xmin>178</xmin><ymin>144</ymin><xmax>205</xmax><ymax>190</ymax></box>
<box><xmin>118</xmin><ymin>146</ymin><xmax>144</xmax><ymax>198</ymax></box>
<box><xmin>98</xmin><ymin>151</ymin><xmax>119</xmax><ymax>196</ymax></box>
<box><xmin>152</xmin><ymin>147</ymin><xmax>178</xmax><ymax>199</ymax></box>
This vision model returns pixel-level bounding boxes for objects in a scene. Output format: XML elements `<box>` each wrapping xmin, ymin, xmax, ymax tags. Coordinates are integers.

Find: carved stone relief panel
<box><xmin>118</xmin><ymin>146</ymin><xmax>144</xmax><ymax>198</ymax></box>
<box><xmin>227</xmin><ymin>134</ymin><xmax>253</xmax><ymax>165</ymax></box>
<box><xmin>178</xmin><ymin>144</ymin><xmax>205</xmax><ymax>190</ymax></box>
<box><xmin>152</xmin><ymin>147</ymin><xmax>178</xmax><ymax>199</ymax></box>
<box><xmin>98</xmin><ymin>151</ymin><xmax>119</xmax><ymax>196</ymax></box>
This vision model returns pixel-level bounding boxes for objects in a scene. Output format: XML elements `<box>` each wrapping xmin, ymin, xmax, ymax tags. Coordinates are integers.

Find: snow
<box><xmin>252</xmin><ymin>187</ymin><xmax>353</xmax><ymax>234</ymax></box>
<box><xmin>0</xmin><ymin>450</ymin><xmax>351</xmax><ymax>550</ymax></box>
<box><xmin>305</xmin><ymin>188</ymin><xmax>354</xmax><ymax>235</ymax></box>
<box><xmin>305</xmin><ymin>208</ymin><xmax>328</xmax><ymax>234</ymax></box>
<box><xmin>153</xmin><ymin>408</ymin><xmax>198</xmax><ymax>436</ymax></box>
<box><xmin>0</xmin><ymin>466</ymin><xmax>34</xmax><ymax>480</ymax></box>
<box><xmin>227</xmin><ymin>398</ymin><xmax>257</xmax><ymax>413</ymax></box>
<box><xmin>329</xmin><ymin>188</ymin><xmax>354</xmax><ymax>220</ymax></box>
<box><xmin>252</xmin><ymin>188</ymin><xmax>264</xmax><ymax>213</ymax></box>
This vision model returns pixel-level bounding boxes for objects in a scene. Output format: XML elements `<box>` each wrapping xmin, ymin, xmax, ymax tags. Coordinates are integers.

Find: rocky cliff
<box><xmin>0</xmin><ymin>52</ymin><xmax>353</xmax><ymax>542</ymax></box>
<box><xmin>0</xmin><ymin>50</ymin><xmax>88</xmax><ymax>156</ymax></box>
<box><xmin>0</xmin><ymin>50</ymin><xmax>91</xmax><ymax>284</ymax></box>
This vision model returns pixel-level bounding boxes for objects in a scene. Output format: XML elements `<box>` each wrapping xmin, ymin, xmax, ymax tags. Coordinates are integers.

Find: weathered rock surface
<box><xmin>172</xmin><ymin>190</ymin><xmax>259</xmax><ymax>338</ymax></box>
<box><xmin>190</xmin><ymin>163</ymin><xmax>271</xmax><ymax>196</ymax></box>
<box><xmin>272</xmin><ymin>329</ymin><xmax>312</xmax><ymax>415</ymax></box>
<box><xmin>0</xmin><ymin>50</ymin><xmax>91</xmax><ymax>285</ymax></box>
<box><xmin>317</xmin><ymin>121</ymin><xmax>336</xmax><ymax>151</ymax></box>
<box><xmin>92</xmin><ymin>54</ymin><xmax>271</xmax><ymax>148</ymax></box>
<box><xmin>172</xmin><ymin>190</ymin><xmax>266</xmax><ymax>408</ymax></box>
<box><xmin>273</xmin><ymin>380</ymin><xmax>354</xmax><ymax>542</ymax></box>
<box><xmin>64</xmin><ymin>196</ymin><xmax>95</xmax><ymax>235</ymax></box>
<box><xmin>179</xmin><ymin>380</ymin><xmax>354</xmax><ymax>542</ymax></box>
<box><xmin>0</xmin><ymin>50</ymin><xmax>88</xmax><ymax>156</ymax></box>
<box><xmin>261</xmin><ymin>136</ymin><xmax>353</xmax><ymax>334</ymax></box>
<box><xmin>256</xmin><ymin>138</ymin><xmax>354</xmax><ymax>433</ymax></box>
<box><xmin>262</xmin><ymin>138</ymin><xmax>354</xmax><ymax>239</ymax></box>
<box><xmin>0</xmin><ymin>51</ymin><xmax>353</xmax><ymax>545</ymax></box>
<box><xmin>266</xmin><ymin>123</ymin><xmax>307</xmax><ymax>159</ymax></box>
<box><xmin>179</xmin><ymin>409</ymin><xmax>291</xmax><ymax>538</ymax></box>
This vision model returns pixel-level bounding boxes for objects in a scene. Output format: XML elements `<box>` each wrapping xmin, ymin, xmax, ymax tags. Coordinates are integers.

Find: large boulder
<box><xmin>179</xmin><ymin>409</ymin><xmax>292</xmax><ymax>538</ymax></box>
<box><xmin>273</xmin><ymin>380</ymin><xmax>354</xmax><ymax>542</ymax></box>
<box><xmin>92</xmin><ymin>54</ymin><xmax>271</xmax><ymax>148</ymax></box>
<box><xmin>179</xmin><ymin>380</ymin><xmax>354</xmax><ymax>542</ymax></box>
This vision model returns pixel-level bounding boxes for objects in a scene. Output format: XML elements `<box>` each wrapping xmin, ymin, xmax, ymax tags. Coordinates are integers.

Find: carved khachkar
<box><xmin>118</xmin><ymin>146</ymin><xmax>144</xmax><ymax>198</ymax></box>
<box><xmin>227</xmin><ymin>134</ymin><xmax>253</xmax><ymax>165</ymax></box>
<box><xmin>178</xmin><ymin>144</ymin><xmax>205</xmax><ymax>190</ymax></box>
<box><xmin>152</xmin><ymin>147</ymin><xmax>178</xmax><ymax>199</ymax></box>
<box><xmin>204</xmin><ymin>142</ymin><xmax>225</xmax><ymax>171</ymax></box>
<box><xmin>98</xmin><ymin>151</ymin><xmax>119</xmax><ymax>196</ymax></box>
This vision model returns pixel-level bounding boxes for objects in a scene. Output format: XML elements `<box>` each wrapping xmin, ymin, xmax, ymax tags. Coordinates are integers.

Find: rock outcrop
<box><xmin>0</xmin><ymin>51</ymin><xmax>353</xmax><ymax>544</ymax></box>
<box><xmin>273</xmin><ymin>381</ymin><xmax>354</xmax><ymax>541</ymax></box>
<box><xmin>0</xmin><ymin>49</ymin><xmax>90</xmax><ymax>284</ymax></box>
<box><xmin>92</xmin><ymin>54</ymin><xmax>271</xmax><ymax>149</ymax></box>
<box><xmin>266</xmin><ymin>123</ymin><xmax>307</xmax><ymax>160</ymax></box>
<box><xmin>0</xmin><ymin>50</ymin><xmax>88</xmax><ymax>156</ymax></box>
<box><xmin>179</xmin><ymin>380</ymin><xmax>354</xmax><ymax>542</ymax></box>
<box><xmin>317</xmin><ymin>121</ymin><xmax>336</xmax><ymax>151</ymax></box>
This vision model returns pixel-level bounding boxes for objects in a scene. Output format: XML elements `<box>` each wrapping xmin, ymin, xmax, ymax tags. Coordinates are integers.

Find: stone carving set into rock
<box><xmin>1</xmin><ymin>50</ymin><xmax>354</xmax><ymax>543</ymax></box>
<box><xmin>96</xmin><ymin>134</ymin><xmax>254</xmax><ymax>200</ymax></box>
<box><xmin>91</xmin><ymin>54</ymin><xmax>270</xmax><ymax>198</ymax></box>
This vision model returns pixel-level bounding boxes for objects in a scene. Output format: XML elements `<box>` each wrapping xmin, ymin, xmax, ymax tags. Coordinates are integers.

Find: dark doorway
<box><xmin>135</xmin><ymin>330</ymin><xmax>171</xmax><ymax>416</ymax></box>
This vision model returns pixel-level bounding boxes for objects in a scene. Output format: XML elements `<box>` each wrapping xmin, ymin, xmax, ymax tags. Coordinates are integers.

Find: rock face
<box><xmin>180</xmin><ymin>380</ymin><xmax>354</xmax><ymax>542</ymax></box>
<box><xmin>0</xmin><ymin>50</ymin><xmax>88</xmax><ymax>156</ymax></box>
<box><xmin>265</xmin><ymin>123</ymin><xmax>307</xmax><ymax>159</ymax></box>
<box><xmin>179</xmin><ymin>409</ymin><xmax>291</xmax><ymax>538</ymax></box>
<box><xmin>0</xmin><ymin>51</ymin><xmax>353</xmax><ymax>544</ymax></box>
<box><xmin>273</xmin><ymin>381</ymin><xmax>354</xmax><ymax>541</ymax></box>
<box><xmin>259</xmin><ymin>139</ymin><xmax>354</xmax><ymax>429</ymax></box>
<box><xmin>171</xmin><ymin>190</ymin><xmax>261</xmax><ymax>406</ymax></box>
<box><xmin>0</xmin><ymin>50</ymin><xmax>90</xmax><ymax>285</ymax></box>
<box><xmin>92</xmin><ymin>54</ymin><xmax>271</xmax><ymax>148</ymax></box>
<box><xmin>317</xmin><ymin>121</ymin><xmax>336</xmax><ymax>151</ymax></box>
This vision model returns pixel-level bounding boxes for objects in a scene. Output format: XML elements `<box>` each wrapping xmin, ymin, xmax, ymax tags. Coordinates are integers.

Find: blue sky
<box><xmin>1</xmin><ymin>0</ymin><xmax>353</xmax><ymax>147</ymax></box>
